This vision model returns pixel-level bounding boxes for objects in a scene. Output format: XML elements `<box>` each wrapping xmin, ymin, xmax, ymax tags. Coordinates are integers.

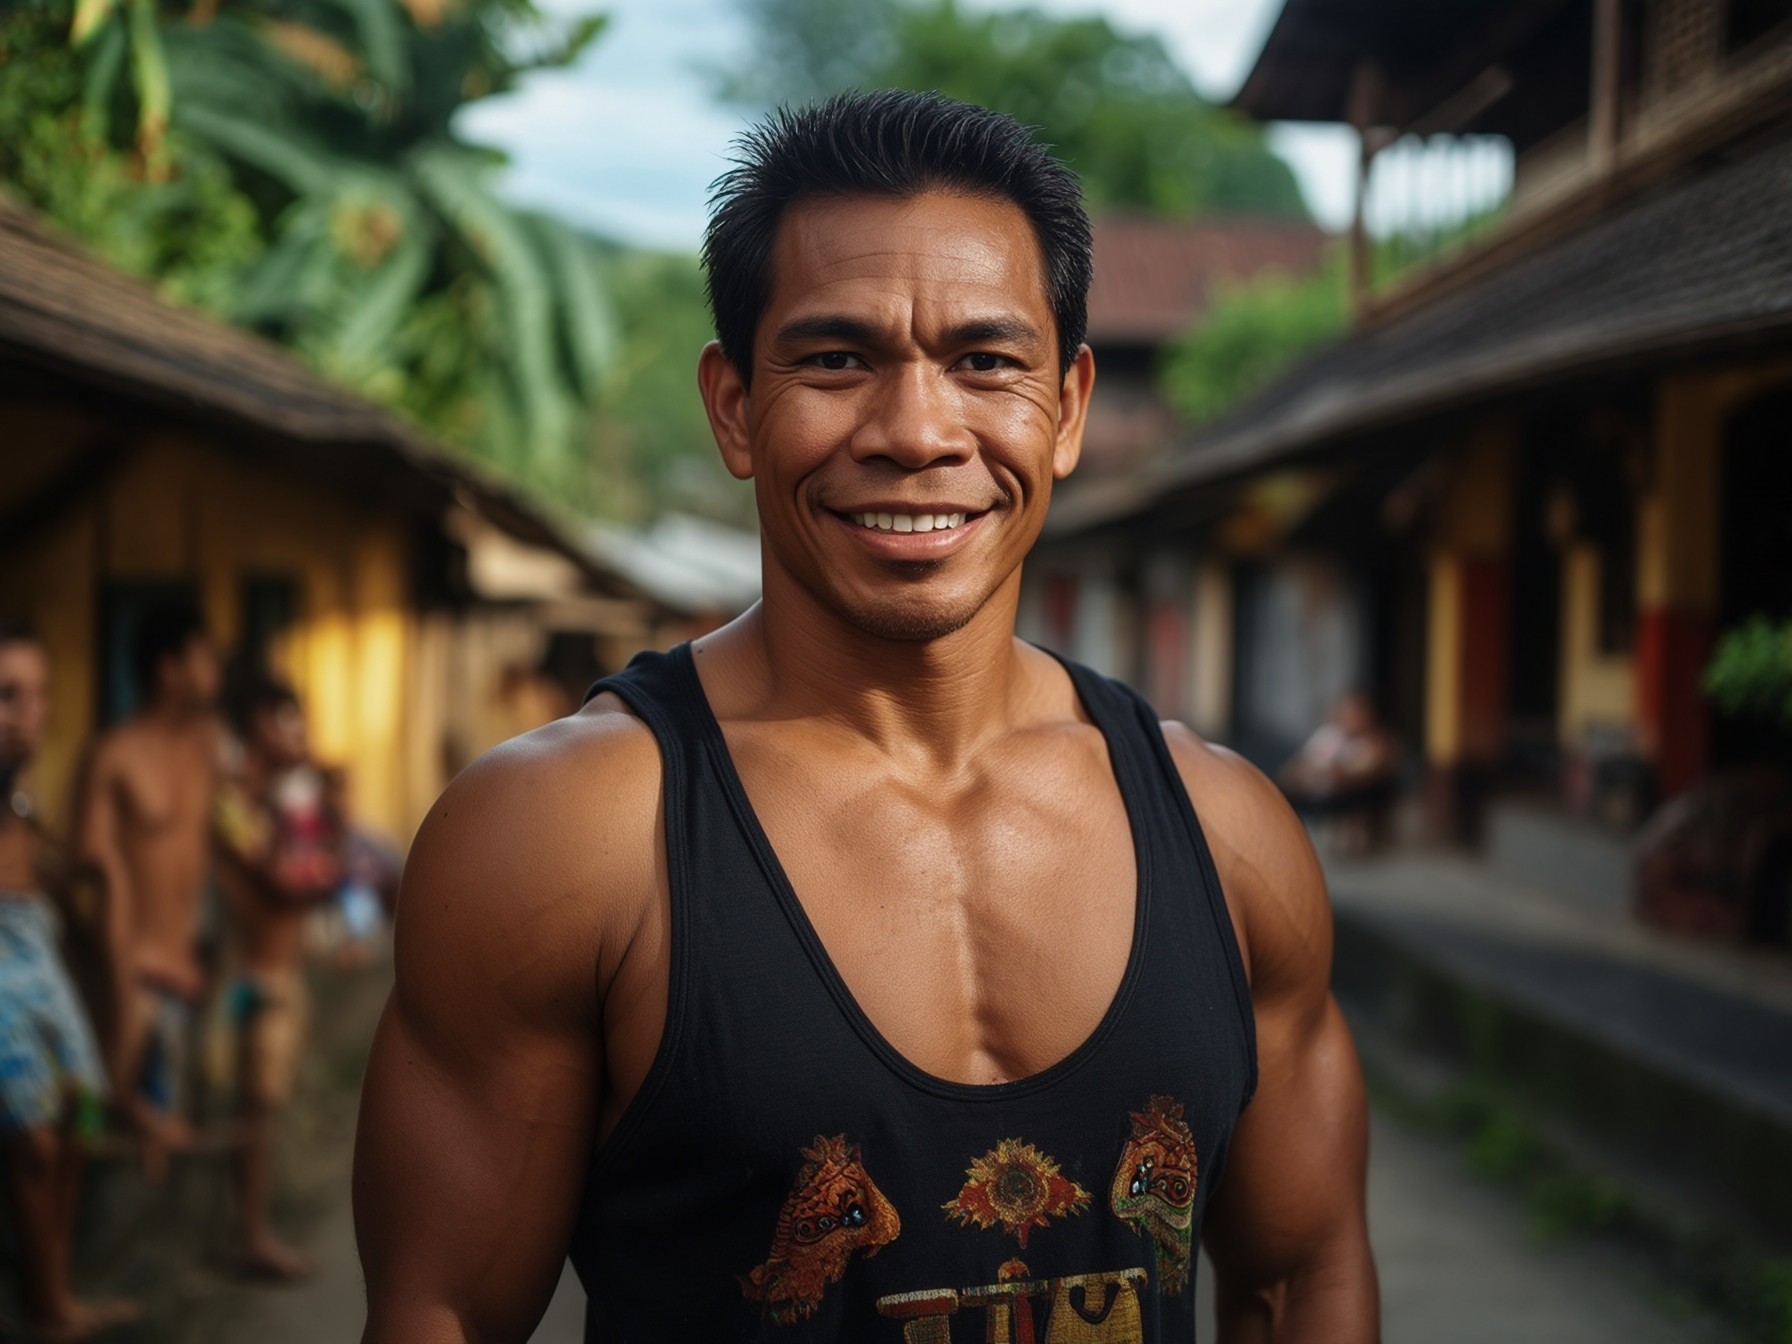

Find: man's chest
<box><xmin>728</xmin><ymin>727</ymin><xmax>1139</xmax><ymax>1085</ymax></box>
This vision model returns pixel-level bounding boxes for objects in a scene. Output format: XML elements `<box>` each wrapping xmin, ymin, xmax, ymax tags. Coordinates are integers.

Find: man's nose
<box><xmin>849</xmin><ymin>363</ymin><xmax>975</xmax><ymax>468</ymax></box>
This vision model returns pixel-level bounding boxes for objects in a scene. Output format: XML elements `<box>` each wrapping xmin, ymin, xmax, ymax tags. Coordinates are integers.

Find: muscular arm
<box><xmin>355</xmin><ymin>711</ymin><xmax>656</xmax><ymax>1343</ymax></box>
<box><xmin>1165</xmin><ymin>727</ymin><xmax>1378</xmax><ymax>1343</ymax></box>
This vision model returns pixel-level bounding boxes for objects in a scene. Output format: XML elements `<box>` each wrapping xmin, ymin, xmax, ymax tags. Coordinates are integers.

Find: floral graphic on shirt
<box><xmin>1109</xmin><ymin>1096</ymin><xmax>1198</xmax><ymax>1294</ymax></box>
<box><xmin>943</xmin><ymin>1138</ymin><xmax>1090</xmax><ymax>1248</ymax></box>
<box><xmin>741</xmin><ymin>1134</ymin><xmax>901</xmax><ymax>1325</ymax></box>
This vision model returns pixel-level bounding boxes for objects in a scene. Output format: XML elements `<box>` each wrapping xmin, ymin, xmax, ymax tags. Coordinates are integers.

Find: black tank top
<box><xmin>570</xmin><ymin>644</ymin><xmax>1256</xmax><ymax>1342</ymax></box>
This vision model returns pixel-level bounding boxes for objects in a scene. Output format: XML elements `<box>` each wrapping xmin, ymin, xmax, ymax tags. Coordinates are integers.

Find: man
<box><xmin>1279</xmin><ymin>692</ymin><xmax>1401</xmax><ymax>856</ymax></box>
<box><xmin>356</xmin><ymin>92</ymin><xmax>1377</xmax><ymax>1342</ymax></box>
<box><xmin>75</xmin><ymin>603</ymin><xmax>221</xmax><ymax>1174</ymax></box>
<box><xmin>213</xmin><ymin>678</ymin><xmax>340</xmax><ymax>1279</ymax></box>
<box><xmin>0</xmin><ymin>622</ymin><xmax>137</xmax><ymax>1340</ymax></box>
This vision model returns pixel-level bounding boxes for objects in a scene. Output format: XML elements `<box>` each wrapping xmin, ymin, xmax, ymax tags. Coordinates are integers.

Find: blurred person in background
<box><xmin>1278</xmin><ymin>690</ymin><xmax>1401</xmax><ymax>856</ymax></box>
<box><xmin>0</xmin><ymin>622</ymin><xmax>138</xmax><ymax>1340</ymax></box>
<box><xmin>74</xmin><ymin>603</ymin><xmax>222</xmax><ymax>1180</ymax></box>
<box><xmin>213</xmin><ymin>677</ymin><xmax>343</xmax><ymax>1280</ymax></box>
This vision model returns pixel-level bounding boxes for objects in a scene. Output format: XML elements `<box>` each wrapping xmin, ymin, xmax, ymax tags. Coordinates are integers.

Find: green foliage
<box><xmin>0</xmin><ymin>3</ymin><xmax>264</xmax><ymax>308</ymax></box>
<box><xmin>1705</xmin><ymin>618</ymin><xmax>1792</xmax><ymax>729</ymax></box>
<box><xmin>721</xmin><ymin>0</ymin><xmax>1307</xmax><ymax>219</ymax></box>
<box><xmin>0</xmin><ymin>0</ymin><xmax>616</xmax><ymax>512</ymax></box>
<box><xmin>587</xmin><ymin>251</ymin><xmax>753</xmax><ymax>527</ymax></box>
<box><xmin>1158</xmin><ymin>252</ymin><xmax>1348</xmax><ymax>427</ymax></box>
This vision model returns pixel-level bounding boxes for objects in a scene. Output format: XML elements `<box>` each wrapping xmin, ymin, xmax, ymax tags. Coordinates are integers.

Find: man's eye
<box><xmin>812</xmin><ymin>352</ymin><xmax>861</xmax><ymax>371</ymax></box>
<box><xmin>960</xmin><ymin>353</ymin><xmax>1008</xmax><ymax>372</ymax></box>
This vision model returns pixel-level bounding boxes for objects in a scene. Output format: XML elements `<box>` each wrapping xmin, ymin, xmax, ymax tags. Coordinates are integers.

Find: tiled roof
<box><xmin>0</xmin><ymin>200</ymin><xmax>617</xmax><ymax>585</ymax></box>
<box><xmin>1086</xmin><ymin>216</ymin><xmax>1329</xmax><ymax>346</ymax></box>
<box><xmin>1048</xmin><ymin>122</ymin><xmax>1792</xmax><ymax>537</ymax></box>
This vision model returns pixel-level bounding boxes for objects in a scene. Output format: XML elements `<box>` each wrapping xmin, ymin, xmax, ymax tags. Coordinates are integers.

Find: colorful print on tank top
<box><xmin>1109</xmin><ymin>1096</ymin><xmax>1199</xmax><ymax>1294</ymax></box>
<box><xmin>740</xmin><ymin>1134</ymin><xmax>901</xmax><ymax>1323</ymax></box>
<box><xmin>942</xmin><ymin>1138</ymin><xmax>1090</xmax><ymax>1248</ymax></box>
<box><xmin>876</xmin><ymin>1266</ymin><xmax>1148</xmax><ymax>1341</ymax></box>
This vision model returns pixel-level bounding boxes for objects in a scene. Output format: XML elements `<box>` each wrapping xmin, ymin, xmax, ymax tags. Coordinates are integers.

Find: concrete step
<box><xmin>1485</xmin><ymin>799</ymin><xmax>1634</xmax><ymax>919</ymax></box>
<box><xmin>1331</xmin><ymin>900</ymin><xmax>1792</xmax><ymax>1249</ymax></box>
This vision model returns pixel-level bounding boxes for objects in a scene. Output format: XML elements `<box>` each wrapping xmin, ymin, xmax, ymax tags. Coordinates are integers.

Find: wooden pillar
<box><xmin>1635</xmin><ymin>378</ymin><xmax>1721</xmax><ymax>798</ymax></box>
<box><xmin>1347</xmin><ymin>60</ymin><xmax>1387</xmax><ymax>315</ymax></box>
<box><xmin>1424</xmin><ymin>429</ymin><xmax>1515</xmax><ymax>840</ymax></box>
<box><xmin>1590</xmin><ymin>0</ymin><xmax>1624</xmax><ymax>171</ymax></box>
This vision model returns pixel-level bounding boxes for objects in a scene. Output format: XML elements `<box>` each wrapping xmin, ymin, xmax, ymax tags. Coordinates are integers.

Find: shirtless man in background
<box><xmin>75</xmin><ymin>603</ymin><xmax>221</xmax><ymax>1170</ymax></box>
<box><xmin>214</xmin><ymin>678</ymin><xmax>340</xmax><ymax>1279</ymax></box>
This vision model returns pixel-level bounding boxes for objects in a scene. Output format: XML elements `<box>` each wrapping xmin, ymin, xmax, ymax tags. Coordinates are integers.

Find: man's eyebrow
<box><xmin>942</xmin><ymin>318</ymin><xmax>1044</xmax><ymax>348</ymax></box>
<box><xmin>770</xmin><ymin>314</ymin><xmax>881</xmax><ymax>346</ymax></box>
<box><xmin>769</xmin><ymin>314</ymin><xmax>1046</xmax><ymax>349</ymax></box>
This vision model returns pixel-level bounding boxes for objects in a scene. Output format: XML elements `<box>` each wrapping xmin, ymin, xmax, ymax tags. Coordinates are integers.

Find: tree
<box><xmin>1157</xmin><ymin>254</ymin><xmax>1347</xmax><ymax>427</ymax></box>
<box><xmin>720</xmin><ymin>0</ymin><xmax>1307</xmax><ymax>219</ymax></box>
<box><xmin>1</xmin><ymin>0</ymin><xmax>617</xmax><ymax>509</ymax></box>
<box><xmin>586</xmin><ymin>249</ymin><xmax>754</xmax><ymax>527</ymax></box>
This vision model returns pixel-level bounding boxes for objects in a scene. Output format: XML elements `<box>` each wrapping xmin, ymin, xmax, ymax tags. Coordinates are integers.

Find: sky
<box><xmin>458</xmin><ymin>0</ymin><xmax>1369</xmax><ymax>249</ymax></box>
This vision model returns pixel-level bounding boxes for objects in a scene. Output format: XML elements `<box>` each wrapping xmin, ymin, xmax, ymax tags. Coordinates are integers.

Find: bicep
<box><xmin>354</xmin><ymin>985</ymin><xmax>598</xmax><ymax>1344</ymax></box>
<box><xmin>1203</xmin><ymin>991</ymin><xmax>1370</xmax><ymax>1291</ymax></box>
<box><xmin>1162</xmin><ymin>725</ymin><xmax>1374</xmax><ymax>1329</ymax></box>
<box><xmin>353</xmin><ymin>770</ymin><xmax>606</xmax><ymax>1344</ymax></box>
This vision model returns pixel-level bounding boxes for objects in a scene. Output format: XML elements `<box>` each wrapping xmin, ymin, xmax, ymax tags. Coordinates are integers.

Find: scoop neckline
<box><xmin>671</xmin><ymin>642</ymin><xmax>1152</xmax><ymax>1103</ymax></box>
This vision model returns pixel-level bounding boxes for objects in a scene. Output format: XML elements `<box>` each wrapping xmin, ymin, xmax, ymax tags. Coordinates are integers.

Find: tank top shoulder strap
<box><xmin>1046</xmin><ymin>650</ymin><xmax>1259</xmax><ymax>1106</ymax></box>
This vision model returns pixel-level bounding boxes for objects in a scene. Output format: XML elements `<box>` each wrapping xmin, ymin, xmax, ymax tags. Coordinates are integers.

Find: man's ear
<box><xmin>1052</xmin><ymin>343</ymin><xmax>1096</xmax><ymax>480</ymax></box>
<box><xmin>698</xmin><ymin>341</ymin><xmax>754</xmax><ymax>481</ymax></box>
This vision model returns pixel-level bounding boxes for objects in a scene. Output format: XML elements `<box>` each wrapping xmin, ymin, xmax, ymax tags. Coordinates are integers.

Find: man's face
<box><xmin>251</xmin><ymin>699</ymin><xmax>307</xmax><ymax>769</ymax></box>
<box><xmin>159</xmin><ymin>635</ymin><xmax>222</xmax><ymax>710</ymax></box>
<box><xmin>700</xmin><ymin>190</ymin><xmax>1093</xmax><ymax>643</ymax></box>
<box><xmin>0</xmin><ymin>640</ymin><xmax>50</xmax><ymax>773</ymax></box>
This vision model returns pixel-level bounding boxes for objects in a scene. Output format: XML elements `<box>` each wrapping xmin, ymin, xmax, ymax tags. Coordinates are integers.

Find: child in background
<box><xmin>212</xmin><ymin>679</ymin><xmax>342</xmax><ymax>1280</ymax></box>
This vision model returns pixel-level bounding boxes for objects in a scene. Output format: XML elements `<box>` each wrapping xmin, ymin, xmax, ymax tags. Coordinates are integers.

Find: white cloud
<box><xmin>462</xmin><ymin>0</ymin><xmax>1362</xmax><ymax>248</ymax></box>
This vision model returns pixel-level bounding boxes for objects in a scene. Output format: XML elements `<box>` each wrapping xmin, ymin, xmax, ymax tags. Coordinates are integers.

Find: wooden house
<box><xmin>0</xmin><ymin>204</ymin><xmax>671</xmax><ymax>843</ymax></box>
<box><xmin>1028</xmin><ymin>0</ymin><xmax>1792</xmax><ymax>907</ymax></box>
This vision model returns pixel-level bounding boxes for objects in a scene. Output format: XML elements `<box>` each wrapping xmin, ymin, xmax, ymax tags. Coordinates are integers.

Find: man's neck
<box><xmin>705</xmin><ymin>568</ymin><xmax>1039</xmax><ymax>768</ymax></box>
<box><xmin>138</xmin><ymin>694</ymin><xmax>202</xmax><ymax>730</ymax></box>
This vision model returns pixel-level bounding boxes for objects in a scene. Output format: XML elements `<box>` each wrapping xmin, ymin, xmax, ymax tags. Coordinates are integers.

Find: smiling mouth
<box><xmin>843</xmin><ymin>510</ymin><xmax>973</xmax><ymax>534</ymax></box>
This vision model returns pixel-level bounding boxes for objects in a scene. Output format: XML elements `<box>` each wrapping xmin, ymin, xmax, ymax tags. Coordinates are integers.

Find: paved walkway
<box><xmin>1326</xmin><ymin>850</ymin><xmax>1792</xmax><ymax>1128</ymax></box>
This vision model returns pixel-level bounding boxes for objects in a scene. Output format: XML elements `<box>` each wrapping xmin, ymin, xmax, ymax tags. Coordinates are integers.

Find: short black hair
<box><xmin>703</xmin><ymin>89</ymin><xmax>1093</xmax><ymax>382</ymax></box>
<box><xmin>130</xmin><ymin>602</ymin><xmax>207</xmax><ymax>697</ymax></box>
<box><xmin>227</xmin><ymin>674</ymin><xmax>298</xmax><ymax>739</ymax></box>
<box><xmin>0</xmin><ymin>619</ymin><xmax>39</xmax><ymax>651</ymax></box>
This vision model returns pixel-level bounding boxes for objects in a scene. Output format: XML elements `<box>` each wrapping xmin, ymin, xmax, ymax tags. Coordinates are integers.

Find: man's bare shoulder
<box><xmin>394</xmin><ymin>695</ymin><xmax>663</xmax><ymax>1025</ymax></box>
<box><xmin>1158</xmin><ymin>721</ymin><xmax>1330</xmax><ymax>996</ymax></box>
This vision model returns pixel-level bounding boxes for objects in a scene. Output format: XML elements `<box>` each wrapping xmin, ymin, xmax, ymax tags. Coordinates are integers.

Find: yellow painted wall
<box><xmin>1556</xmin><ymin>543</ymin><xmax>1637</xmax><ymax>745</ymax></box>
<box><xmin>1188</xmin><ymin>561</ymin><xmax>1233</xmax><ymax>741</ymax></box>
<box><xmin>0</xmin><ymin>418</ymin><xmax>438</xmax><ymax>841</ymax></box>
<box><xmin>1425</xmin><ymin>556</ymin><xmax>1464</xmax><ymax>763</ymax></box>
<box><xmin>1638</xmin><ymin>365</ymin><xmax>1792</xmax><ymax>614</ymax></box>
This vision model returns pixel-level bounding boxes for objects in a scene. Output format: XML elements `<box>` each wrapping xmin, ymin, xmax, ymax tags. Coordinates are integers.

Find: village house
<box><xmin>1027</xmin><ymin>0</ymin><xmax>1792</xmax><ymax>930</ymax></box>
<box><xmin>0</xmin><ymin>202</ymin><xmax>683</xmax><ymax>844</ymax></box>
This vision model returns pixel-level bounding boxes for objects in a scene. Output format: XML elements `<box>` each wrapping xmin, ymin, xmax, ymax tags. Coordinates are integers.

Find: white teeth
<box><xmin>850</xmin><ymin>511</ymin><xmax>971</xmax><ymax>532</ymax></box>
